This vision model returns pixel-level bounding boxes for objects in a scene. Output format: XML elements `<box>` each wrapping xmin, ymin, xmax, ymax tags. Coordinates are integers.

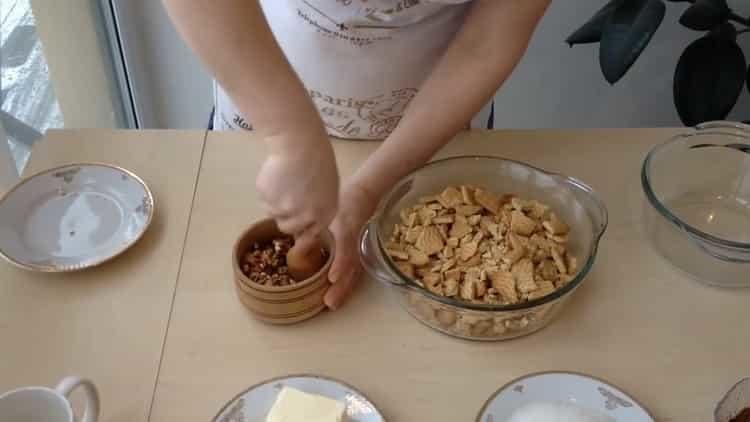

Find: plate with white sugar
<box><xmin>476</xmin><ymin>371</ymin><xmax>654</xmax><ymax>422</ymax></box>
<box><xmin>212</xmin><ymin>374</ymin><xmax>385</xmax><ymax>422</ymax></box>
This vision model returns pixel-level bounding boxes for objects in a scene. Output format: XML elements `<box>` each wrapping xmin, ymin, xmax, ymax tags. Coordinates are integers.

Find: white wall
<box><xmin>120</xmin><ymin>0</ymin><xmax>750</xmax><ymax>129</ymax></box>
<box><xmin>496</xmin><ymin>0</ymin><xmax>750</xmax><ymax>128</ymax></box>
<box><xmin>113</xmin><ymin>0</ymin><xmax>213</xmax><ymax>129</ymax></box>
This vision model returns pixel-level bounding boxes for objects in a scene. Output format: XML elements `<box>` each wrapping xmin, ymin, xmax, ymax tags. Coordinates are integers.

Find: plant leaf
<box><xmin>710</xmin><ymin>21</ymin><xmax>737</xmax><ymax>41</ymax></box>
<box><xmin>673</xmin><ymin>36</ymin><xmax>747</xmax><ymax>126</ymax></box>
<box><xmin>600</xmin><ymin>0</ymin><xmax>666</xmax><ymax>84</ymax></box>
<box><xmin>679</xmin><ymin>0</ymin><xmax>730</xmax><ymax>31</ymax></box>
<box><xmin>566</xmin><ymin>0</ymin><xmax>623</xmax><ymax>46</ymax></box>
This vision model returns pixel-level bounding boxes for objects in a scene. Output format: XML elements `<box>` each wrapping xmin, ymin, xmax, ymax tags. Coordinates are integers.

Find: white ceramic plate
<box><xmin>476</xmin><ymin>371</ymin><xmax>654</xmax><ymax>422</ymax></box>
<box><xmin>213</xmin><ymin>375</ymin><xmax>385</xmax><ymax>422</ymax></box>
<box><xmin>0</xmin><ymin>163</ymin><xmax>154</xmax><ymax>272</ymax></box>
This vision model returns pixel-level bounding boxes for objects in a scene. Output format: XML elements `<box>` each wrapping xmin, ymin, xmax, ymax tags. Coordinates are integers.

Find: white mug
<box><xmin>0</xmin><ymin>377</ymin><xmax>99</xmax><ymax>422</ymax></box>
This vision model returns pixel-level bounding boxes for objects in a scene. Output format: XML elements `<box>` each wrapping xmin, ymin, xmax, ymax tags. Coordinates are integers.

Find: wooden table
<box><xmin>0</xmin><ymin>129</ymin><xmax>206</xmax><ymax>422</ymax></box>
<box><xmin>2</xmin><ymin>129</ymin><xmax>749</xmax><ymax>422</ymax></box>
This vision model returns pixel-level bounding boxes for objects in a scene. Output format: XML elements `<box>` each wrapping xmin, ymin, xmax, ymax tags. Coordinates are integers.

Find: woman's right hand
<box><xmin>256</xmin><ymin>132</ymin><xmax>340</xmax><ymax>251</ymax></box>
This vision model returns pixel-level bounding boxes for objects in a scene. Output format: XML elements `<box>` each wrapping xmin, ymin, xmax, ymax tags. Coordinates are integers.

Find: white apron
<box><xmin>214</xmin><ymin>0</ymin><xmax>492</xmax><ymax>138</ymax></box>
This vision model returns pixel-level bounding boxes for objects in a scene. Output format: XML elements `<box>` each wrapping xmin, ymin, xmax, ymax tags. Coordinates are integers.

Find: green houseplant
<box><xmin>566</xmin><ymin>0</ymin><xmax>750</xmax><ymax>126</ymax></box>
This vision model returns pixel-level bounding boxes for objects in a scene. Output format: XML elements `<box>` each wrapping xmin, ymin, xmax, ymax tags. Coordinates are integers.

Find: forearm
<box><xmin>351</xmin><ymin>0</ymin><xmax>550</xmax><ymax>199</ymax></box>
<box><xmin>163</xmin><ymin>0</ymin><xmax>325</xmax><ymax>150</ymax></box>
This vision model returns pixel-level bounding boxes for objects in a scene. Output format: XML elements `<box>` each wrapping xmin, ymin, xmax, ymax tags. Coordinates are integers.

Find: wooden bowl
<box><xmin>232</xmin><ymin>219</ymin><xmax>334</xmax><ymax>324</ymax></box>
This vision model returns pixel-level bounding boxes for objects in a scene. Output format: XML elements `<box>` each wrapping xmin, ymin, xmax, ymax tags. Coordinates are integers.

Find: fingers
<box><xmin>324</xmin><ymin>266</ymin><xmax>361</xmax><ymax>310</ymax></box>
<box><xmin>275</xmin><ymin>216</ymin><xmax>313</xmax><ymax>237</ymax></box>
<box><xmin>328</xmin><ymin>225</ymin><xmax>353</xmax><ymax>285</ymax></box>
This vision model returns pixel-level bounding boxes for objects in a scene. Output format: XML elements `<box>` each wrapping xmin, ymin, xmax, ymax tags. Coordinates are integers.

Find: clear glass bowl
<box><xmin>642</xmin><ymin>121</ymin><xmax>750</xmax><ymax>288</ymax></box>
<box><xmin>359</xmin><ymin>156</ymin><xmax>608</xmax><ymax>341</ymax></box>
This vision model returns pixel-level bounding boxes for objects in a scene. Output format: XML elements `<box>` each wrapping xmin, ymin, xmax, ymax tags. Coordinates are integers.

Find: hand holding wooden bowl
<box><xmin>232</xmin><ymin>219</ymin><xmax>334</xmax><ymax>324</ymax></box>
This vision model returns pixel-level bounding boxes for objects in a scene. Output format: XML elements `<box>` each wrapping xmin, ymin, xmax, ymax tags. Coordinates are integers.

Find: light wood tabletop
<box><xmin>2</xmin><ymin>129</ymin><xmax>749</xmax><ymax>422</ymax></box>
<box><xmin>150</xmin><ymin>129</ymin><xmax>750</xmax><ymax>422</ymax></box>
<box><xmin>0</xmin><ymin>129</ymin><xmax>206</xmax><ymax>422</ymax></box>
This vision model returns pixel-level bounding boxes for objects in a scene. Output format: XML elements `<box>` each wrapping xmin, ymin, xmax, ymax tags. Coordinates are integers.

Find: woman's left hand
<box><xmin>325</xmin><ymin>181</ymin><xmax>377</xmax><ymax>310</ymax></box>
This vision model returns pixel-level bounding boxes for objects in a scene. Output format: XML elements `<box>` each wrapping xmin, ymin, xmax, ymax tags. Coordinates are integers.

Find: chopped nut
<box><xmin>442</xmin><ymin>246</ymin><xmax>454</xmax><ymax>259</ymax></box>
<box><xmin>446</xmin><ymin>237</ymin><xmax>459</xmax><ymax>248</ymax></box>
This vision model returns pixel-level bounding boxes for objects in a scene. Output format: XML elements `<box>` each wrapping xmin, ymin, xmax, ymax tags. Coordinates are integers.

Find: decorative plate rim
<box><xmin>211</xmin><ymin>373</ymin><xmax>387</xmax><ymax>422</ymax></box>
<box><xmin>0</xmin><ymin>162</ymin><xmax>155</xmax><ymax>273</ymax></box>
<box><xmin>714</xmin><ymin>377</ymin><xmax>750</xmax><ymax>421</ymax></box>
<box><xmin>474</xmin><ymin>370</ymin><xmax>656</xmax><ymax>422</ymax></box>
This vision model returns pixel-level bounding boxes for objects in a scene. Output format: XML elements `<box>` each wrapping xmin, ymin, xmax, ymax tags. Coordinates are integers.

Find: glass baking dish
<box><xmin>642</xmin><ymin>121</ymin><xmax>750</xmax><ymax>287</ymax></box>
<box><xmin>360</xmin><ymin>156</ymin><xmax>608</xmax><ymax>341</ymax></box>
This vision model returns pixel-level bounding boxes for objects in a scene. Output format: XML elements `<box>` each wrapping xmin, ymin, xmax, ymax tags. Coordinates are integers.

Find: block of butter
<box><xmin>266</xmin><ymin>387</ymin><xmax>345</xmax><ymax>422</ymax></box>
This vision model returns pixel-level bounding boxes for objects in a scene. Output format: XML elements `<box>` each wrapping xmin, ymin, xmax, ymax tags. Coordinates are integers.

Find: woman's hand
<box><xmin>325</xmin><ymin>181</ymin><xmax>378</xmax><ymax>309</ymax></box>
<box><xmin>256</xmin><ymin>133</ymin><xmax>340</xmax><ymax>250</ymax></box>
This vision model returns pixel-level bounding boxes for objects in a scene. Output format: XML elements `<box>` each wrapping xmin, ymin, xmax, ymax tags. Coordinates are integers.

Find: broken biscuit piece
<box><xmin>385</xmin><ymin>185</ymin><xmax>576</xmax><ymax>308</ymax></box>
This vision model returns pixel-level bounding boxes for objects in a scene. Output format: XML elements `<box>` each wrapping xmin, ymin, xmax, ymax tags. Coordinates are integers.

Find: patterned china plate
<box><xmin>213</xmin><ymin>375</ymin><xmax>385</xmax><ymax>422</ymax></box>
<box><xmin>476</xmin><ymin>371</ymin><xmax>654</xmax><ymax>422</ymax></box>
<box><xmin>0</xmin><ymin>163</ymin><xmax>154</xmax><ymax>272</ymax></box>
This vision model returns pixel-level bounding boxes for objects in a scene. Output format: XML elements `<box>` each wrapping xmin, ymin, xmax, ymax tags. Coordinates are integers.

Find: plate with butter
<box><xmin>213</xmin><ymin>374</ymin><xmax>385</xmax><ymax>422</ymax></box>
